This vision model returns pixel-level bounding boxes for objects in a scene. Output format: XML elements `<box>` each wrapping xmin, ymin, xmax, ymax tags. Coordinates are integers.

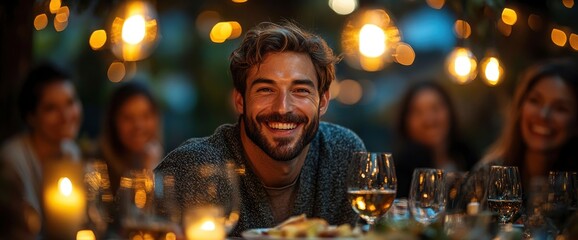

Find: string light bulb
<box><xmin>110</xmin><ymin>0</ymin><xmax>159</xmax><ymax>61</ymax></box>
<box><xmin>479</xmin><ymin>51</ymin><xmax>505</xmax><ymax>86</ymax></box>
<box><xmin>446</xmin><ymin>47</ymin><xmax>477</xmax><ymax>84</ymax></box>
<box><xmin>341</xmin><ymin>8</ymin><xmax>401</xmax><ymax>71</ymax></box>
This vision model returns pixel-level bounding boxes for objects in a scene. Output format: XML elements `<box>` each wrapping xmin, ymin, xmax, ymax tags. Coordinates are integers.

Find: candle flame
<box><xmin>58</xmin><ymin>177</ymin><xmax>73</xmax><ymax>197</ymax></box>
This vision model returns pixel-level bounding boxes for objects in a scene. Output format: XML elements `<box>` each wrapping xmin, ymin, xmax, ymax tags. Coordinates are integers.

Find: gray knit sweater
<box><xmin>154</xmin><ymin>121</ymin><xmax>366</xmax><ymax>237</ymax></box>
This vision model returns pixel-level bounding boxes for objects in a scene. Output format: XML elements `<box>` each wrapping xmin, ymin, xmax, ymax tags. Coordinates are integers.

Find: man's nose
<box><xmin>272</xmin><ymin>92</ymin><xmax>293</xmax><ymax>114</ymax></box>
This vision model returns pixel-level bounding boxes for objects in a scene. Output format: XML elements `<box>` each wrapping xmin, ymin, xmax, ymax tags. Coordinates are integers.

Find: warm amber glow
<box><xmin>329</xmin><ymin>80</ymin><xmax>341</xmax><ymax>100</ymax></box>
<box><xmin>210</xmin><ymin>22</ymin><xmax>233</xmax><ymax>43</ymax></box>
<box><xmin>58</xmin><ymin>177</ymin><xmax>73</xmax><ymax>196</ymax></box>
<box><xmin>89</xmin><ymin>30</ymin><xmax>107</xmax><ymax>50</ymax></box>
<box><xmin>359</xmin><ymin>24</ymin><xmax>386</xmax><ymax>57</ymax></box>
<box><xmin>570</xmin><ymin>33</ymin><xmax>578</xmax><ymax>50</ymax></box>
<box><xmin>497</xmin><ymin>20</ymin><xmax>512</xmax><ymax>37</ymax></box>
<box><xmin>56</xmin><ymin>6</ymin><xmax>70</xmax><ymax>22</ymax></box>
<box><xmin>232</xmin><ymin>0</ymin><xmax>248</xmax><ymax>2</ymax></box>
<box><xmin>134</xmin><ymin>189</ymin><xmax>147</xmax><ymax>209</ymax></box>
<box><xmin>528</xmin><ymin>14</ymin><xmax>543</xmax><ymax>31</ymax></box>
<box><xmin>501</xmin><ymin>8</ymin><xmax>517</xmax><ymax>26</ymax></box>
<box><xmin>200</xmin><ymin>220</ymin><xmax>217</xmax><ymax>231</ymax></box>
<box><xmin>446</xmin><ymin>47</ymin><xmax>477</xmax><ymax>84</ymax></box>
<box><xmin>110</xmin><ymin>1</ymin><xmax>159</xmax><ymax>61</ymax></box>
<box><xmin>34</xmin><ymin>14</ymin><xmax>48</xmax><ymax>31</ymax></box>
<box><xmin>122</xmin><ymin>15</ymin><xmax>146</xmax><ymax>44</ymax></box>
<box><xmin>563</xmin><ymin>0</ymin><xmax>574</xmax><ymax>8</ymax></box>
<box><xmin>228</xmin><ymin>21</ymin><xmax>242</xmax><ymax>39</ymax></box>
<box><xmin>481</xmin><ymin>56</ymin><xmax>504</xmax><ymax>86</ymax></box>
<box><xmin>329</xmin><ymin>0</ymin><xmax>358</xmax><ymax>15</ymax></box>
<box><xmin>394</xmin><ymin>43</ymin><xmax>415</xmax><ymax>66</ymax></box>
<box><xmin>49</xmin><ymin>0</ymin><xmax>61</xmax><ymax>14</ymax></box>
<box><xmin>165</xmin><ymin>232</ymin><xmax>176</xmax><ymax>240</ymax></box>
<box><xmin>76</xmin><ymin>230</ymin><xmax>96</xmax><ymax>240</ymax></box>
<box><xmin>454</xmin><ymin>20</ymin><xmax>471</xmax><ymax>39</ymax></box>
<box><xmin>107</xmin><ymin>62</ymin><xmax>126</xmax><ymax>82</ymax></box>
<box><xmin>551</xmin><ymin>28</ymin><xmax>568</xmax><ymax>47</ymax></box>
<box><xmin>426</xmin><ymin>0</ymin><xmax>445</xmax><ymax>9</ymax></box>
<box><xmin>337</xmin><ymin>79</ymin><xmax>363</xmax><ymax>105</ymax></box>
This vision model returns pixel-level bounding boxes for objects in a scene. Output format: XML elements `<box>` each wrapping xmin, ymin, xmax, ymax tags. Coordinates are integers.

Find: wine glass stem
<box><xmin>366</xmin><ymin>218</ymin><xmax>376</xmax><ymax>232</ymax></box>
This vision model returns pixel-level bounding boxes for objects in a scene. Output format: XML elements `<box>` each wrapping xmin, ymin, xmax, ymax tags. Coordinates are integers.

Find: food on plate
<box><xmin>264</xmin><ymin>214</ymin><xmax>359</xmax><ymax>238</ymax></box>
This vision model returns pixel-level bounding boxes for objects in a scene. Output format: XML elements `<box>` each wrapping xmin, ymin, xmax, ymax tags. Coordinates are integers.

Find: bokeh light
<box><xmin>329</xmin><ymin>80</ymin><xmax>341</xmax><ymax>100</ymax></box>
<box><xmin>210</xmin><ymin>22</ymin><xmax>233</xmax><ymax>43</ymax></box>
<box><xmin>480</xmin><ymin>56</ymin><xmax>504</xmax><ymax>86</ymax></box>
<box><xmin>446</xmin><ymin>47</ymin><xmax>477</xmax><ymax>84</ymax></box>
<box><xmin>76</xmin><ymin>230</ymin><xmax>96</xmax><ymax>240</ymax></box>
<box><xmin>49</xmin><ymin>0</ymin><xmax>61</xmax><ymax>14</ymax></box>
<box><xmin>426</xmin><ymin>0</ymin><xmax>445</xmax><ymax>9</ymax></box>
<box><xmin>551</xmin><ymin>28</ymin><xmax>567</xmax><ymax>47</ymax></box>
<box><xmin>58</xmin><ymin>177</ymin><xmax>73</xmax><ymax>196</ymax></box>
<box><xmin>528</xmin><ymin>14</ymin><xmax>543</xmax><ymax>31</ymax></box>
<box><xmin>55</xmin><ymin>6</ymin><xmax>70</xmax><ymax>23</ymax></box>
<box><xmin>454</xmin><ymin>20</ymin><xmax>471</xmax><ymax>39</ymax></box>
<box><xmin>34</xmin><ymin>14</ymin><xmax>48</xmax><ymax>31</ymax></box>
<box><xmin>122</xmin><ymin>15</ymin><xmax>146</xmax><ymax>44</ymax></box>
<box><xmin>108</xmin><ymin>61</ymin><xmax>126</xmax><ymax>82</ymax></box>
<box><xmin>501</xmin><ymin>8</ymin><xmax>517</xmax><ymax>26</ymax></box>
<box><xmin>342</xmin><ymin>8</ymin><xmax>401</xmax><ymax>71</ymax></box>
<box><xmin>337</xmin><ymin>79</ymin><xmax>363</xmax><ymax>105</ymax></box>
<box><xmin>232</xmin><ymin>0</ymin><xmax>248</xmax><ymax>3</ymax></box>
<box><xmin>89</xmin><ymin>30</ymin><xmax>107</xmax><ymax>50</ymax></box>
<box><xmin>196</xmin><ymin>11</ymin><xmax>221</xmax><ymax>37</ymax></box>
<box><xmin>563</xmin><ymin>0</ymin><xmax>574</xmax><ymax>8</ymax></box>
<box><xmin>570</xmin><ymin>33</ymin><xmax>578</xmax><ymax>51</ymax></box>
<box><xmin>110</xmin><ymin>0</ymin><xmax>159</xmax><ymax>61</ymax></box>
<box><xmin>359</xmin><ymin>24</ymin><xmax>386</xmax><ymax>57</ymax></box>
<box><xmin>393</xmin><ymin>43</ymin><xmax>415</xmax><ymax>66</ymax></box>
<box><xmin>328</xmin><ymin>0</ymin><xmax>358</xmax><ymax>15</ymax></box>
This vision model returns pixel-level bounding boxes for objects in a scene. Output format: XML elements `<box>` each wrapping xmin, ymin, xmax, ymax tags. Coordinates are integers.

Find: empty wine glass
<box><xmin>544</xmin><ymin>171</ymin><xmax>578</xmax><ymax>234</ymax></box>
<box><xmin>409</xmin><ymin>168</ymin><xmax>446</xmax><ymax>225</ymax></box>
<box><xmin>347</xmin><ymin>152</ymin><xmax>397</xmax><ymax>230</ymax></box>
<box><xmin>487</xmin><ymin>166</ymin><xmax>523</xmax><ymax>225</ymax></box>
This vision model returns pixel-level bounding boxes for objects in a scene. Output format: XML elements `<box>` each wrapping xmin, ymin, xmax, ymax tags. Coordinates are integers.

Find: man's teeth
<box><xmin>268</xmin><ymin>122</ymin><xmax>297</xmax><ymax>130</ymax></box>
<box><xmin>532</xmin><ymin>125</ymin><xmax>552</xmax><ymax>135</ymax></box>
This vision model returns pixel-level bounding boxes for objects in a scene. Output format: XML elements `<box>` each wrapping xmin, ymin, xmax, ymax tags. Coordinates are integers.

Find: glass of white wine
<box><xmin>544</xmin><ymin>171</ymin><xmax>578</xmax><ymax>234</ymax></box>
<box><xmin>347</xmin><ymin>152</ymin><xmax>397</xmax><ymax>230</ymax></box>
<box><xmin>408</xmin><ymin>168</ymin><xmax>446</xmax><ymax>225</ymax></box>
<box><xmin>487</xmin><ymin>166</ymin><xmax>523</xmax><ymax>225</ymax></box>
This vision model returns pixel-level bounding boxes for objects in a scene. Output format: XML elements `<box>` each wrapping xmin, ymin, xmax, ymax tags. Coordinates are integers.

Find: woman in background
<box><xmin>479</xmin><ymin>58</ymin><xmax>578</xmax><ymax>187</ymax></box>
<box><xmin>0</xmin><ymin>62</ymin><xmax>82</xmax><ymax>237</ymax></box>
<box><xmin>394</xmin><ymin>81</ymin><xmax>477</xmax><ymax>198</ymax></box>
<box><xmin>101</xmin><ymin>81</ymin><xmax>163</xmax><ymax>194</ymax></box>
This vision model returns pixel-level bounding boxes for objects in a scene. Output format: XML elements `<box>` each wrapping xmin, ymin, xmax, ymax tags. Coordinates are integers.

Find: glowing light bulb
<box><xmin>481</xmin><ymin>56</ymin><xmax>504</xmax><ymax>86</ymax></box>
<box><xmin>501</xmin><ymin>8</ymin><xmax>517</xmax><ymax>26</ymax></box>
<box><xmin>122</xmin><ymin>15</ymin><xmax>146</xmax><ymax>44</ymax></box>
<box><xmin>200</xmin><ymin>220</ymin><xmax>216</xmax><ymax>231</ymax></box>
<box><xmin>329</xmin><ymin>0</ymin><xmax>358</xmax><ymax>15</ymax></box>
<box><xmin>58</xmin><ymin>177</ymin><xmax>73</xmax><ymax>197</ymax></box>
<box><xmin>359</xmin><ymin>24</ymin><xmax>386</xmax><ymax>58</ymax></box>
<box><xmin>446</xmin><ymin>47</ymin><xmax>477</xmax><ymax>84</ymax></box>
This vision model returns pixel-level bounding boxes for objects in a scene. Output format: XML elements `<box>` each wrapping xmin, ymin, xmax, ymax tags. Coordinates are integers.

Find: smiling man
<box><xmin>155</xmin><ymin>21</ymin><xmax>366</xmax><ymax>236</ymax></box>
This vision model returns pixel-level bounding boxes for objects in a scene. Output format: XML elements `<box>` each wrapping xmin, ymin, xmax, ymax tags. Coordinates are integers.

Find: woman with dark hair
<box><xmin>100</xmin><ymin>81</ymin><xmax>162</xmax><ymax>194</ymax></box>
<box><xmin>394</xmin><ymin>81</ymin><xmax>477</xmax><ymax>198</ymax></box>
<box><xmin>0</xmin><ymin>62</ymin><xmax>82</xmax><ymax>237</ymax></box>
<box><xmin>479</xmin><ymin>58</ymin><xmax>578</xmax><ymax>187</ymax></box>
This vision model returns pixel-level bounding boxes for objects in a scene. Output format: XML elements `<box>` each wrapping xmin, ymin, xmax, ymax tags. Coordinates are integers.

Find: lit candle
<box><xmin>184</xmin><ymin>206</ymin><xmax>226</xmax><ymax>240</ymax></box>
<box><xmin>467</xmin><ymin>201</ymin><xmax>480</xmax><ymax>215</ymax></box>
<box><xmin>43</xmin><ymin>160</ymin><xmax>86</xmax><ymax>239</ymax></box>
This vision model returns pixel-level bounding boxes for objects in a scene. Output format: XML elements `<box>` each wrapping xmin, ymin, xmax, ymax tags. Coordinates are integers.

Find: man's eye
<box><xmin>294</xmin><ymin>88</ymin><xmax>311</xmax><ymax>94</ymax></box>
<box><xmin>257</xmin><ymin>88</ymin><xmax>273</xmax><ymax>93</ymax></box>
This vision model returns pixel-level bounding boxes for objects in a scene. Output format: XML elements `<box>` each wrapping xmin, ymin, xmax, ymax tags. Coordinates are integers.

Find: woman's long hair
<box><xmin>481</xmin><ymin>59</ymin><xmax>578</xmax><ymax>169</ymax></box>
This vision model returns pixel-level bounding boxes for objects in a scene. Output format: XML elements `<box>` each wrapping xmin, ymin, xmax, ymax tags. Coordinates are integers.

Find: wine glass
<box><xmin>83</xmin><ymin>160</ymin><xmax>113</xmax><ymax>237</ymax></box>
<box><xmin>408</xmin><ymin>168</ymin><xmax>446</xmax><ymax>225</ymax></box>
<box><xmin>544</xmin><ymin>171</ymin><xmax>578</xmax><ymax>234</ymax></box>
<box><xmin>487</xmin><ymin>166</ymin><xmax>523</xmax><ymax>225</ymax></box>
<box><xmin>183</xmin><ymin>161</ymin><xmax>240</xmax><ymax>239</ymax></box>
<box><xmin>347</xmin><ymin>152</ymin><xmax>397</xmax><ymax>230</ymax></box>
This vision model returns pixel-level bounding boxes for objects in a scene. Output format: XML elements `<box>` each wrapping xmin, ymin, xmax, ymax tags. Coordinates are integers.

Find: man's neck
<box><xmin>239</xmin><ymin>122</ymin><xmax>309</xmax><ymax>188</ymax></box>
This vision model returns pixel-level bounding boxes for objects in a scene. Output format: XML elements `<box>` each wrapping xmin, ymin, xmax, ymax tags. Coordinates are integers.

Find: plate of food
<box><xmin>241</xmin><ymin>214</ymin><xmax>361</xmax><ymax>239</ymax></box>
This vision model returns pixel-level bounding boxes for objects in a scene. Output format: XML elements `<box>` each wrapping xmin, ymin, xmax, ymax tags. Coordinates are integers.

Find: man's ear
<box><xmin>319</xmin><ymin>90</ymin><xmax>330</xmax><ymax>115</ymax></box>
<box><xmin>233</xmin><ymin>89</ymin><xmax>244</xmax><ymax>114</ymax></box>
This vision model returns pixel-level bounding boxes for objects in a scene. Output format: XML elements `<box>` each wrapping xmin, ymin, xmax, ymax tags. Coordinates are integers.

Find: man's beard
<box><xmin>242</xmin><ymin>109</ymin><xmax>319</xmax><ymax>162</ymax></box>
